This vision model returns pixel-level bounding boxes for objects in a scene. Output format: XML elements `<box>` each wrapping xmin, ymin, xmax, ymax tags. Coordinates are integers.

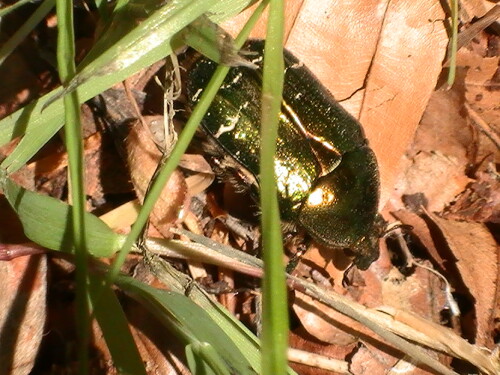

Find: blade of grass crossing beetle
<box><xmin>259</xmin><ymin>0</ymin><xmax>287</xmax><ymax>374</ymax></box>
<box><xmin>182</xmin><ymin>15</ymin><xmax>252</xmax><ymax>68</ymax></box>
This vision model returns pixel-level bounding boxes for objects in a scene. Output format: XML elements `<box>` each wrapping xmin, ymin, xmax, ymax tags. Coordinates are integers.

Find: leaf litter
<box><xmin>0</xmin><ymin>1</ymin><xmax>499</xmax><ymax>374</ymax></box>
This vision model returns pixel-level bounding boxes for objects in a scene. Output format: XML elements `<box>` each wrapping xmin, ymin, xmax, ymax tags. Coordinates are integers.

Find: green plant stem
<box><xmin>106</xmin><ymin>0</ymin><xmax>269</xmax><ymax>284</ymax></box>
<box><xmin>260</xmin><ymin>0</ymin><xmax>287</xmax><ymax>374</ymax></box>
<box><xmin>55</xmin><ymin>0</ymin><xmax>89</xmax><ymax>373</ymax></box>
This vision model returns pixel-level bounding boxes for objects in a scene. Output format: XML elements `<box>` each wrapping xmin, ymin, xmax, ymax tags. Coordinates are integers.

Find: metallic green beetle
<box><xmin>186</xmin><ymin>40</ymin><xmax>381</xmax><ymax>269</ymax></box>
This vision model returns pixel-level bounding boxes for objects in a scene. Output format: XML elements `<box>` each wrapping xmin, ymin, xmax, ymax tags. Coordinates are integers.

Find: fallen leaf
<box><xmin>392</xmin><ymin>151</ymin><xmax>472</xmax><ymax>212</ymax></box>
<box><xmin>179</xmin><ymin>154</ymin><xmax>215</xmax><ymax>196</ymax></box>
<box><xmin>124</xmin><ymin>119</ymin><xmax>189</xmax><ymax>238</ymax></box>
<box><xmin>0</xmin><ymin>255</ymin><xmax>47</xmax><ymax>375</ymax></box>
<box><xmin>464</xmin><ymin>56</ymin><xmax>500</xmax><ymax>132</ymax></box>
<box><xmin>460</xmin><ymin>0</ymin><xmax>499</xmax><ymax>21</ymax></box>
<box><xmin>411</xmin><ymin>82</ymin><xmax>473</xmax><ymax>164</ymax></box>
<box><xmin>349</xmin><ymin>343</ymin><xmax>438</xmax><ymax>375</ymax></box>
<box><xmin>426</xmin><ymin>212</ymin><xmax>499</xmax><ymax>347</ymax></box>
<box><xmin>444</xmin><ymin>169</ymin><xmax>500</xmax><ymax>223</ymax></box>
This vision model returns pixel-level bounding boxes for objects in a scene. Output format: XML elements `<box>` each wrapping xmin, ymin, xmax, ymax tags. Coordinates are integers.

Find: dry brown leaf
<box><xmin>0</xmin><ymin>255</ymin><xmax>47</xmax><ymax>375</ymax></box>
<box><xmin>292</xmin><ymin>260</ymin><xmax>444</xmax><ymax>346</ymax></box>
<box><xmin>293</xmin><ymin>291</ymin><xmax>361</xmax><ymax>345</ymax></box>
<box><xmin>223</xmin><ymin>0</ymin><xmax>449</xmax><ymax>206</ymax></box>
<box><xmin>0</xmin><ymin>46</ymin><xmax>51</xmax><ymax>119</ymax></box>
<box><xmin>178</xmin><ymin>154</ymin><xmax>213</xmax><ymax>174</ymax></box>
<box><xmin>26</xmin><ymin>130</ymin><xmax>132</xmax><ymax>202</ymax></box>
<box><xmin>426</xmin><ymin>212</ymin><xmax>499</xmax><ymax>347</ymax></box>
<box><xmin>124</xmin><ymin>119</ymin><xmax>189</xmax><ymax>238</ymax></box>
<box><xmin>185</xmin><ymin>173</ymin><xmax>215</xmax><ymax>196</ymax></box>
<box><xmin>391</xmin><ymin>74</ymin><xmax>476</xmax><ymax>214</ymax></box>
<box><xmin>411</xmin><ymin>84</ymin><xmax>473</xmax><ymax>163</ymax></box>
<box><xmin>0</xmin><ymin>198</ymin><xmax>47</xmax><ymax>375</ymax></box>
<box><xmin>99</xmin><ymin>200</ymin><xmax>142</xmax><ymax>232</ymax></box>
<box><xmin>392</xmin><ymin>151</ymin><xmax>472</xmax><ymax>212</ymax></box>
<box><xmin>452</xmin><ymin>6</ymin><xmax>500</xmax><ymax>62</ymax></box>
<box><xmin>460</xmin><ymin>0</ymin><xmax>499</xmax><ymax>21</ymax></box>
<box><xmin>454</xmin><ymin>32</ymin><xmax>500</xmax><ymax>164</ymax></box>
<box><xmin>444</xmin><ymin>168</ymin><xmax>500</xmax><ymax>223</ymax></box>
<box><xmin>179</xmin><ymin>154</ymin><xmax>215</xmax><ymax>196</ymax></box>
<box><xmin>124</xmin><ymin>60</ymin><xmax>165</xmax><ymax>93</ymax></box>
<box><xmin>463</xmin><ymin>52</ymin><xmax>500</xmax><ymax>126</ymax></box>
<box><xmin>463</xmin><ymin>52</ymin><xmax>500</xmax><ymax>159</ymax></box>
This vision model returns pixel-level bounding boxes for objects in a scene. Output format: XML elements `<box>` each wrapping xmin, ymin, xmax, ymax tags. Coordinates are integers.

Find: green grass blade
<box><xmin>0</xmin><ymin>176</ymin><xmax>121</xmax><ymax>256</ymax></box>
<box><xmin>1</xmin><ymin>112</ymin><xmax>64</xmax><ymax>174</ymax></box>
<box><xmin>0</xmin><ymin>0</ymin><xmax>55</xmax><ymax>66</ymax></box>
<box><xmin>142</xmin><ymin>245</ymin><xmax>299</xmax><ymax>375</ymax></box>
<box><xmin>188</xmin><ymin>342</ymin><xmax>231</xmax><ymax>375</ymax></box>
<box><xmin>182</xmin><ymin>15</ymin><xmax>252</xmax><ymax>67</ymax></box>
<box><xmin>44</xmin><ymin>0</ymin><xmax>227</xmax><ymax>107</ymax></box>
<box><xmin>55</xmin><ymin>1</ymin><xmax>90</xmax><ymax>370</ymax></box>
<box><xmin>0</xmin><ymin>0</ymin><xmax>254</xmax><ymax>173</ymax></box>
<box><xmin>114</xmin><ymin>273</ymin><xmax>256</xmax><ymax>375</ymax></box>
<box><xmin>89</xmin><ymin>276</ymin><xmax>147</xmax><ymax>375</ymax></box>
<box><xmin>259</xmin><ymin>1</ymin><xmax>287</xmax><ymax>375</ymax></box>
<box><xmin>186</xmin><ymin>344</ymin><xmax>217</xmax><ymax>375</ymax></box>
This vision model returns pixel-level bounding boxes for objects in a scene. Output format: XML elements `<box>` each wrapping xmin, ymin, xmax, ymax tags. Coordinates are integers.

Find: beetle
<box><xmin>185</xmin><ymin>40</ymin><xmax>381</xmax><ymax>269</ymax></box>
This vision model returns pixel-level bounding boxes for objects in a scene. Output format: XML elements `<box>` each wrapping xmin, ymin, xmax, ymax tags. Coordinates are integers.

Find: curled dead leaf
<box><xmin>179</xmin><ymin>154</ymin><xmax>215</xmax><ymax>196</ymax></box>
<box><xmin>425</xmin><ymin>211</ymin><xmax>499</xmax><ymax>347</ymax></box>
<box><xmin>124</xmin><ymin>119</ymin><xmax>189</xmax><ymax>238</ymax></box>
<box><xmin>444</xmin><ymin>169</ymin><xmax>500</xmax><ymax>223</ymax></box>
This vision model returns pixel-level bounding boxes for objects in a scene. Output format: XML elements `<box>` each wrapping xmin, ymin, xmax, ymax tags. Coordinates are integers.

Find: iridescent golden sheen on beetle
<box><xmin>186</xmin><ymin>40</ymin><xmax>381</xmax><ymax>269</ymax></box>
